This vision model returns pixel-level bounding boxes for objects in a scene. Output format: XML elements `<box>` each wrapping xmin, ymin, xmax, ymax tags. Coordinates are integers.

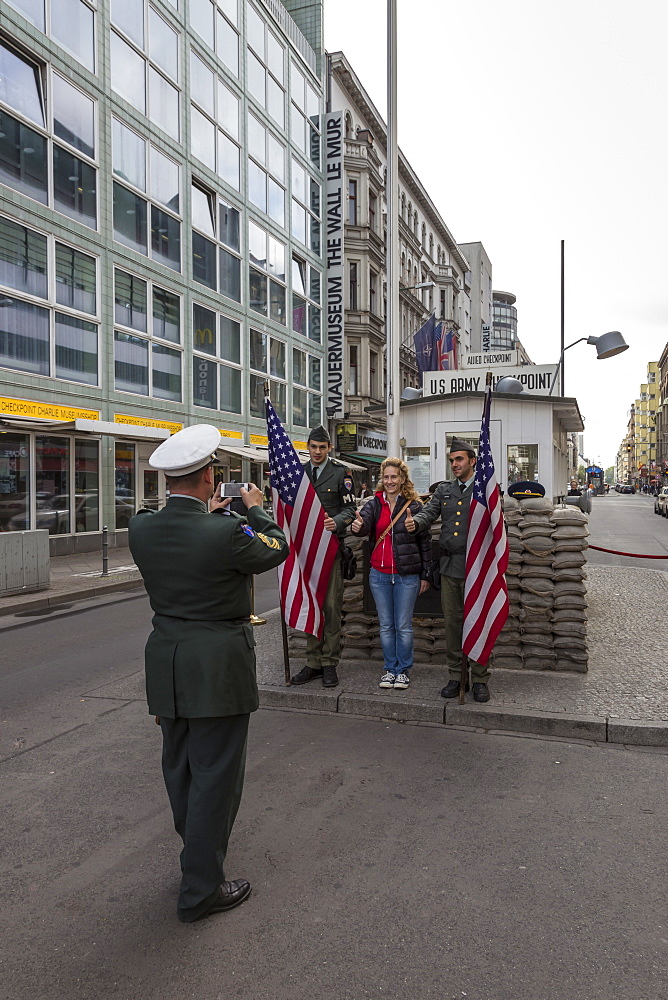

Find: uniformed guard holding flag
<box><xmin>409</xmin><ymin>436</ymin><xmax>492</xmax><ymax>702</ymax></box>
<box><xmin>291</xmin><ymin>424</ymin><xmax>356</xmax><ymax>687</ymax></box>
<box><xmin>129</xmin><ymin>424</ymin><xmax>289</xmax><ymax>923</ymax></box>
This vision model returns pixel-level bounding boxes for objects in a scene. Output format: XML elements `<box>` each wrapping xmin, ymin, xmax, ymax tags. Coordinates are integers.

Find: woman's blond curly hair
<box><xmin>375</xmin><ymin>457</ymin><xmax>421</xmax><ymax>504</ymax></box>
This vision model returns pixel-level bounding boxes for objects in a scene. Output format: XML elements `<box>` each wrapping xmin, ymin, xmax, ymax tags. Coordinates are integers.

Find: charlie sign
<box><xmin>422</xmin><ymin>365</ymin><xmax>558</xmax><ymax>397</ymax></box>
<box><xmin>324</xmin><ymin>111</ymin><xmax>344</xmax><ymax>419</ymax></box>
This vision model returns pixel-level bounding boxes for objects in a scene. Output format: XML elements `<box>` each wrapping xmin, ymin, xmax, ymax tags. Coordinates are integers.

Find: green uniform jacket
<box><xmin>308</xmin><ymin>459</ymin><xmax>357</xmax><ymax>538</ymax></box>
<box><xmin>129</xmin><ymin>498</ymin><xmax>289</xmax><ymax>718</ymax></box>
<box><xmin>412</xmin><ymin>480</ymin><xmax>473</xmax><ymax>579</ymax></box>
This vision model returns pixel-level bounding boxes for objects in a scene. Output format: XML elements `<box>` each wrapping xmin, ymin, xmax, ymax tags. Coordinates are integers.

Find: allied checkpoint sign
<box><xmin>422</xmin><ymin>364</ymin><xmax>559</xmax><ymax>397</ymax></box>
<box><xmin>323</xmin><ymin>110</ymin><xmax>344</xmax><ymax>419</ymax></box>
<box><xmin>460</xmin><ymin>350</ymin><xmax>519</xmax><ymax>368</ymax></box>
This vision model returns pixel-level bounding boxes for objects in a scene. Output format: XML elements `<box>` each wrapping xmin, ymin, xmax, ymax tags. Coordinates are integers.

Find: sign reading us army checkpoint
<box><xmin>422</xmin><ymin>364</ymin><xmax>558</xmax><ymax>396</ymax></box>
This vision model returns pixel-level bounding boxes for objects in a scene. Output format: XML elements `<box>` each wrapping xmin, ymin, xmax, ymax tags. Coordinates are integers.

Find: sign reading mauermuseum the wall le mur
<box><xmin>422</xmin><ymin>365</ymin><xmax>558</xmax><ymax>396</ymax></box>
<box><xmin>323</xmin><ymin>111</ymin><xmax>344</xmax><ymax>419</ymax></box>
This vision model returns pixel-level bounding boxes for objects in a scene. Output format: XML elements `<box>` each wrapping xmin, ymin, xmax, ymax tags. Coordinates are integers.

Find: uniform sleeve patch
<box><xmin>343</xmin><ymin>477</ymin><xmax>353</xmax><ymax>491</ymax></box>
<box><xmin>241</xmin><ymin>523</ymin><xmax>255</xmax><ymax>537</ymax></box>
<box><xmin>257</xmin><ymin>532</ymin><xmax>281</xmax><ymax>550</ymax></box>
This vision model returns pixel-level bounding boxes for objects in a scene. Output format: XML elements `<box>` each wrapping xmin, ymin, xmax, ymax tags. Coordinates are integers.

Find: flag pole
<box><xmin>264</xmin><ymin>380</ymin><xmax>292</xmax><ymax>685</ymax></box>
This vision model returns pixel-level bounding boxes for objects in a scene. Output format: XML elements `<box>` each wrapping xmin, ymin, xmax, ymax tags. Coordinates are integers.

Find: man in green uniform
<box><xmin>129</xmin><ymin>424</ymin><xmax>289</xmax><ymax>923</ymax></box>
<box><xmin>291</xmin><ymin>425</ymin><xmax>356</xmax><ymax>687</ymax></box>
<box><xmin>408</xmin><ymin>436</ymin><xmax>492</xmax><ymax>703</ymax></box>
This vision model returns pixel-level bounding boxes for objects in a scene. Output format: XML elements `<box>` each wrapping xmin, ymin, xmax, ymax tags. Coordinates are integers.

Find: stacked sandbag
<box><xmin>493</xmin><ymin>496</ymin><xmax>589</xmax><ymax>672</ymax></box>
<box><xmin>287</xmin><ymin>501</ymin><xmax>589</xmax><ymax>673</ymax></box>
<box><xmin>551</xmin><ymin>505</ymin><xmax>589</xmax><ymax>671</ymax></box>
<box><xmin>493</xmin><ymin>495</ymin><xmax>523</xmax><ymax>669</ymax></box>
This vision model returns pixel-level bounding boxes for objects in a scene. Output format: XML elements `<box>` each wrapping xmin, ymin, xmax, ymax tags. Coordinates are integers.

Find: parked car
<box><xmin>656</xmin><ymin>487</ymin><xmax>668</xmax><ymax>515</ymax></box>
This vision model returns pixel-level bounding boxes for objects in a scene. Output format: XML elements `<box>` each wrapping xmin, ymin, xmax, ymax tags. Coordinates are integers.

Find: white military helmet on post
<box><xmin>149</xmin><ymin>424</ymin><xmax>221</xmax><ymax>477</ymax></box>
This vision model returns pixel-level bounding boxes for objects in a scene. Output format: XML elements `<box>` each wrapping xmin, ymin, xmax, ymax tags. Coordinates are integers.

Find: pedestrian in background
<box><xmin>129</xmin><ymin>425</ymin><xmax>289</xmax><ymax>923</ymax></box>
<box><xmin>351</xmin><ymin>457</ymin><xmax>431</xmax><ymax>690</ymax></box>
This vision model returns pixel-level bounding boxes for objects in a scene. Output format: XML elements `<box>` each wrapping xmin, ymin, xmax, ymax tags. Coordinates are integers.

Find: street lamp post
<box><xmin>550</xmin><ymin>331</ymin><xmax>629</xmax><ymax>396</ymax></box>
<box><xmin>386</xmin><ymin>0</ymin><xmax>400</xmax><ymax>458</ymax></box>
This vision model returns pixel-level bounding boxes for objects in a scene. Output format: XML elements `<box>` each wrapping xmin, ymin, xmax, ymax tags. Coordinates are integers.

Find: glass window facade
<box><xmin>0</xmin><ymin>0</ymin><xmax>325</xmax><ymax>536</ymax></box>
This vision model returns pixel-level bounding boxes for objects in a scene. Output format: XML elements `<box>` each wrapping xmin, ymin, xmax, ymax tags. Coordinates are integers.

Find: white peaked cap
<box><xmin>149</xmin><ymin>424</ymin><xmax>221</xmax><ymax>476</ymax></box>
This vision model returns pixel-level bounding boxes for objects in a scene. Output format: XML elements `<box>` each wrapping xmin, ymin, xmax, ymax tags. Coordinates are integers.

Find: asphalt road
<box><xmin>587</xmin><ymin>490</ymin><xmax>668</xmax><ymax>569</ymax></box>
<box><xmin>2</xmin><ymin>494</ymin><xmax>668</xmax><ymax>998</ymax></box>
<box><xmin>2</xmin><ymin>692</ymin><xmax>667</xmax><ymax>1000</ymax></box>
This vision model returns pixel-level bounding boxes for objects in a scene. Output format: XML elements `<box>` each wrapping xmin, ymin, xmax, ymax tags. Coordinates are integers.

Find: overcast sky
<box><xmin>324</xmin><ymin>0</ymin><xmax>668</xmax><ymax>469</ymax></box>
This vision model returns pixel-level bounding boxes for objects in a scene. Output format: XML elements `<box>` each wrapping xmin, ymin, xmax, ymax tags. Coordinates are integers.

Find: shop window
<box><xmin>0</xmin><ymin>432</ymin><xmax>30</xmax><ymax>532</ymax></box>
<box><xmin>74</xmin><ymin>438</ymin><xmax>99</xmax><ymax>532</ymax></box>
<box><xmin>115</xmin><ymin>442</ymin><xmax>136</xmax><ymax>529</ymax></box>
<box><xmin>36</xmin><ymin>436</ymin><xmax>70</xmax><ymax>534</ymax></box>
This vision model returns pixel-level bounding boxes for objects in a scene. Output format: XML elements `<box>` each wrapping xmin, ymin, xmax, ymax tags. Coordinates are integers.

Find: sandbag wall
<box><xmin>286</xmin><ymin>532</ymin><xmax>449</xmax><ymax>664</ymax></box>
<box><xmin>287</xmin><ymin>500</ymin><xmax>589</xmax><ymax>672</ymax></box>
<box><xmin>495</xmin><ymin>495</ymin><xmax>589</xmax><ymax>672</ymax></box>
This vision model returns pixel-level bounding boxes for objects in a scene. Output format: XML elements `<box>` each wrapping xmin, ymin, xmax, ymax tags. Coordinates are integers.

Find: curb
<box><xmin>0</xmin><ymin>577</ymin><xmax>145</xmax><ymax>617</ymax></box>
<box><xmin>258</xmin><ymin>685</ymin><xmax>668</xmax><ymax>747</ymax></box>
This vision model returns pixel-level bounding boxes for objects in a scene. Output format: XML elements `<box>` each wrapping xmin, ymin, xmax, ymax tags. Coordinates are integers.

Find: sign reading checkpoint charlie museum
<box><xmin>422</xmin><ymin>364</ymin><xmax>558</xmax><ymax>397</ymax></box>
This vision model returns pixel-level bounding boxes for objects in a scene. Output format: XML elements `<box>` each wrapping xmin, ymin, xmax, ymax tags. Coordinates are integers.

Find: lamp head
<box><xmin>586</xmin><ymin>331</ymin><xmax>628</xmax><ymax>360</ymax></box>
<box><xmin>495</xmin><ymin>376</ymin><xmax>524</xmax><ymax>394</ymax></box>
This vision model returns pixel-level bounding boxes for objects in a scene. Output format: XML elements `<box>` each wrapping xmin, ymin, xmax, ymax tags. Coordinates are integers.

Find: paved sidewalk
<box><xmin>2</xmin><ymin>545</ymin><xmax>667</xmax><ymax>747</ymax></box>
<box><xmin>253</xmin><ymin>564</ymin><xmax>668</xmax><ymax>748</ymax></box>
<box><xmin>0</xmin><ymin>545</ymin><xmax>143</xmax><ymax>617</ymax></box>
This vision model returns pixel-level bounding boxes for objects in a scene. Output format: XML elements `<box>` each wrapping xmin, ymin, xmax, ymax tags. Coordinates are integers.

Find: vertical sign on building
<box><xmin>481</xmin><ymin>324</ymin><xmax>491</xmax><ymax>352</ymax></box>
<box><xmin>323</xmin><ymin>111</ymin><xmax>344</xmax><ymax>419</ymax></box>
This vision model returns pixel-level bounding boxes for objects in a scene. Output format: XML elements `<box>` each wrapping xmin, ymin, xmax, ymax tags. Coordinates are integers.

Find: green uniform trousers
<box><xmin>160</xmin><ymin>714</ymin><xmax>250</xmax><ymax>923</ymax></box>
<box><xmin>440</xmin><ymin>575</ymin><xmax>491</xmax><ymax>684</ymax></box>
<box><xmin>305</xmin><ymin>554</ymin><xmax>344</xmax><ymax>668</ymax></box>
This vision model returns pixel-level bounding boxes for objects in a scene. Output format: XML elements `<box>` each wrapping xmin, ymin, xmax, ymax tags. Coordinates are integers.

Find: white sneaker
<box><xmin>379</xmin><ymin>671</ymin><xmax>395</xmax><ymax>688</ymax></box>
<box><xmin>394</xmin><ymin>673</ymin><xmax>410</xmax><ymax>689</ymax></box>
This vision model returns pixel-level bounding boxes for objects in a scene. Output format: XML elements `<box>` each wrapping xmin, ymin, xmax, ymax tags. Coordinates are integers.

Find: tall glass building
<box><xmin>491</xmin><ymin>289</ymin><xmax>517</xmax><ymax>351</ymax></box>
<box><xmin>0</xmin><ymin>0</ymin><xmax>325</xmax><ymax>551</ymax></box>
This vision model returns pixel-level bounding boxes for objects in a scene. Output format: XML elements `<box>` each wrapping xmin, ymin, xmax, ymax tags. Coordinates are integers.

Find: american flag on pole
<box><xmin>462</xmin><ymin>385</ymin><xmax>509</xmax><ymax>665</ymax></box>
<box><xmin>266</xmin><ymin>397</ymin><xmax>339</xmax><ymax>638</ymax></box>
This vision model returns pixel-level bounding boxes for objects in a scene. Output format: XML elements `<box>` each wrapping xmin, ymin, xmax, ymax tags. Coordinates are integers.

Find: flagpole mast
<box><xmin>264</xmin><ymin>380</ymin><xmax>292</xmax><ymax>685</ymax></box>
<box><xmin>386</xmin><ymin>0</ymin><xmax>400</xmax><ymax>457</ymax></box>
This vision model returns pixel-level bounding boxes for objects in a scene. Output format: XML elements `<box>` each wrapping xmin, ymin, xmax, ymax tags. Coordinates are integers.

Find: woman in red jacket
<box><xmin>351</xmin><ymin>457</ymin><xmax>431</xmax><ymax>689</ymax></box>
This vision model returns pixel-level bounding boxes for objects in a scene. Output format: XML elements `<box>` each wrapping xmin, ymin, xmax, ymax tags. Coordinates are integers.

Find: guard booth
<box><xmin>586</xmin><ymin>465</ymin><xmax>605</xmax><ymax>495</ymax></box>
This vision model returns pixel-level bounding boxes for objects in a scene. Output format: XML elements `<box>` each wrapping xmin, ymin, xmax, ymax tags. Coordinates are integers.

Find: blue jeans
<box><xmin>369</xmin><ymin>567</ymin><xmax>421</xmax><ymax>675</ymax></box>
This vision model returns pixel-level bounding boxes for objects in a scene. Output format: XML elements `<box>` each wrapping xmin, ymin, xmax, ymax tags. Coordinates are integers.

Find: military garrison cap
<box><xmin>149</xmin><ymin>424</ymin><xmax>221</xmax><ymax>476</ymax></box>
<box><xmin>449</xmin><ymin>436</ymin><xmax>476</xmax><ymax>457</ymax></box>
<box><xmin>506</xmin><ymin>480</ymin><xmax>546</xmax><ymax>498</ymax></box>
<box><xmin>308</xmin><ymin>424</ymin><xmax>331</xmax><ymax>444</ymax></box>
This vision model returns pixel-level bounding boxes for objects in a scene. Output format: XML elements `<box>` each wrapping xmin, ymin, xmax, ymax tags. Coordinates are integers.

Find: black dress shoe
<box><xmin>199</xmin><ymin>880</ymin><xmax>252</xmax><ymax>919</ymax></box>
<box><xmin>472</xmin><ymin>683</ymin><xmax>490</xmax><ymax>703</ymax></box>
<box><xmin>291</xmin><ymin>665</ymin><xmax>323</xmax><ymax>685</ymax></box>
<box><xmin>322</xmin><ymin>664</ymin><xmax>339</xmax><ymax>687</ymax></box>
<box><xmin>441</xmin><ymin>679</ymin><xmax>469</xmax><ymax>698</ymax></box>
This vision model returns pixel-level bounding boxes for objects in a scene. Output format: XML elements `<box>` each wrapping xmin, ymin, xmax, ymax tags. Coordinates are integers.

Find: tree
<box><xmin>577</xmin><ymin>464</ymin><xmax>586</xmax><ymax>482</ymax></box>
<box><xmin>605</xmin><ymin>466</ymin><xmax>615</xmax><ymax>484</ymax></box>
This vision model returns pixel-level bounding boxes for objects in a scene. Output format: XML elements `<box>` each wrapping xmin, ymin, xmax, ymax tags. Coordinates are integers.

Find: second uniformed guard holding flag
<box><xmin>290</xmin><ymin>424</ymin><xmax>356</xmax><ymax>687</ymax></box>
<box><xmin>408</xmin><ymin>436</ymin><xmax>492</xmax><ymax>702</ymax></box>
